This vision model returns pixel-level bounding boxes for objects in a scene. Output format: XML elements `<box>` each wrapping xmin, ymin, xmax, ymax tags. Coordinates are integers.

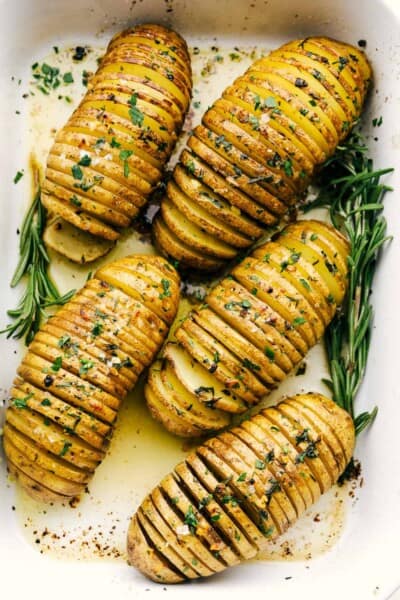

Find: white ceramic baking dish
<box><xmin>1</xmin><ymin>1</ymin><xmax>400</xmax><ymax>599</ymax></box>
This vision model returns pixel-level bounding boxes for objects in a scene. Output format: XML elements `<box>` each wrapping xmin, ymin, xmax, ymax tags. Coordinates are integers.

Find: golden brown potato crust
<box><xmin>146</xmin><ymin>219</ymin><xmax>349</xmax><ymax>437</ymax></box>
<box><xmin>127</xmin><ymin>392</ymin><xmax>355</xmax><ymax>583</ymax></box>
<box><xmin>3</xmin><ymin>255</ymin><xmax>180</xmax><ymax>503</ymax></box>
<box><xmin>41</xmin><ymin>24</ymin><xmax>192</xmax><ymax>261</ymax></box>
<box><xmin>153</xmin><ymin>36</ymin><xmax>371</xmax><ymax>271</ymax></box>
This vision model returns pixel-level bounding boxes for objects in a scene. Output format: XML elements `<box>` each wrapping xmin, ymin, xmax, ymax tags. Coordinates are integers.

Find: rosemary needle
<box><xmin>304</xmin><ymin>131</ymin><xmax>394</xmax><ymax>435</ymax></box>
<box><xmin>1</xmin><ymin>190</ymin><xmax>75</xmax><ymax>345</ymax></box>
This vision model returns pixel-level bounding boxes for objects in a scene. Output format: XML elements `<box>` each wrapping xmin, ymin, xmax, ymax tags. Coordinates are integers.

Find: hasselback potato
<box><xmin>42</xmin><ymin>24</ymin><xmax>192</xmax><ymax>263</ymax></box>
<box><xmin>3</xmin><ymin>255</ymin><xmax>180</xmax><ymax>502</ymax></box>
<box><xmin>128</xmin><ymin>392</ymin><xmax>354</xmax><ymax>583</ymax></box>
<box><xmin>153</xmin><ymin>36</ymin><xmax>371</xmax><ymax>271</ymax></box>
<box><xmin>146</xmin><ymin>219</ymin><xmax>349</xmax><ymax>437</ymax></box>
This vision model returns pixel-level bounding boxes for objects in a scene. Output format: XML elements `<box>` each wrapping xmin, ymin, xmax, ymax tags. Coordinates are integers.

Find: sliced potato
<box><xmin>42</xmin><ymin>23</ymin><xmax>192</xmax><ymax>263</ymax></box>
<box><xmin>3</xmin><ymin>255</ymin><xmax>180</xmax><ymax>502</ymax></box>
<box><xmin>128</xmin><ymin>393</ymin><xmax>355</xmax><ymax>582</ymax></box>
<box><xmin>44</xmin><ymin>217</ymin><xmax>115</xmax><ymax>264</ymax></box>
<box><xmin>154</xmin><ymin>36</ymin><xmax>370</xmax><ymax>271</ymax></box>
<box><xmin>146</xmin><ymin>219</ymin><xmax>348</xmax><ymax>436</ymax></box>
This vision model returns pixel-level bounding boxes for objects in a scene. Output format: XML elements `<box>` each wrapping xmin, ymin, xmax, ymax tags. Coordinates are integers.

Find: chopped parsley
<box><xmin>128</xmin><ymin>93</ymin><xmax>144</xmax><ymax>127</ymax></box>
<box><xmin>11</xmin><ymin>393</ymin><xmax>33</xmax><ymax>409</ymax></box>
<box><xmin>242</xmin><ymin>358</ymin><xmax>260</xmax><ymax>371</ymax></box>
<box><xmin>119</xmin><ymin>149</ymin><xmax>133</xmax><ymax>177</ymax></box>
<box><xmin>79</xmin><ymin>358</ymin><xmax>94</xmax><ymax>375</ymax></box>
<box><xmin>50</xmin><ymin>356</ymin><xmax>63</xmax><ymax>372</ymax></box>
<box><xmin>184</xmin><ymin>505</ymin><xmax>198</xmax><ymax>533</ymax></box>
<box><xmin>91</xmin><ymin>321</ymin><xmax>103</xmax><ymax>337</ymax></box>
<box><xmin>14</xmin><ymin>170</ymin><xmax>24</xmax><ymax>184</ymax></box>
<box><xmin>159</xmin><ymin>278</ymin><xmax>172</xmax><ymax>299</ymax></box>
<box><xmin>59</xmin><ymin>441</ymin><xmax>72</xmax><ymax>457</ymax></box>
<box><xmin>293</xmin><ymin>316</ymin><xmax>307</xmax><ymax>327</ymax></box>
<box><xmin>69</xmin><ymin>195</ymin><xmax>82</xmax><ymax>207</ymax></box>
<box><xmin>265</xmin><ymin>478</ymin><xmax>281</xmax><ymax>503</ymax></box>
<box><xmin>78</xmin><ymin>154</ymin><xmax>91</xmax><ymax>167</ymax></box>
<box><xmin>71</xmin><ymin>164</ymin><xmax>84</xmax><ymax>180</ymax></box>
<box><xmin>63</xmin><ymin>72</ymin><xmax>74</xmax><ymax>84</ymax></box>
<box><xmin>264</xmin><ymin>346</ymin><xmax>275</xmax><ymax>361</ymax></box>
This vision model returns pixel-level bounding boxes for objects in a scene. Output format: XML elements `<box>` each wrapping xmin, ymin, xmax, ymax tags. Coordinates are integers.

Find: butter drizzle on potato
<box><xmin>3</xmin><ymin>255</ymin><xmax>180</xmax><ymax>503</ymax></box>
<box><xmin>127</xmin><ymin>392</ymin><xmax>355</xmax><ymax>583</ymax></box>
<box><xmin>153</xmin><ymin>36</ymin><xmax>371</xmax><ymax>272</ymax></box>
<box><xmin>41</xmin><ymin>24</ymin><xmax>192</xmax><ymax>263</ymax></box>
<box><xmin>146</xmin><ymin>219</ymin><xmax>349</xmax><ymax>438</ymax></box>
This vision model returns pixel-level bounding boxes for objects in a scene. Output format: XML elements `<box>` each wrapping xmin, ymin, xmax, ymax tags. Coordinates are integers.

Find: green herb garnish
<box><xmin>304</xmin><ymin>131</ymin><xmax>393</xmax><ymax>435</ymax></box>
<box><xmin>0</xmin><ymin>190</ymin><xmax>75</xmax><ymax>344</ymax></box>
<box><xmin>128</xmin><ymin>93</ymin><xmax>144</xmax><ymax>127</ymax></box>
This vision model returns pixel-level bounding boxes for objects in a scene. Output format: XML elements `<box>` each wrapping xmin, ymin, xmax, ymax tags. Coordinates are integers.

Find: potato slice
<box><xmin>186</xmin><ymin>452</ymin><xmax>265</xmax><ymax>550</ymax></box>
<box><xmin>174</xmin><ymin>461</ymin><xmax>256</xmax><ymax>560</ymax></box>
<box><xmin>265</xmin><ymin>406</ymin><xmax>333</xmax><ymax>493</ymax></box>
<box><xmin>139</xmin><ymin>495</ymin><xmax>211</xmax><ymax>577</ymax></box>
<box><xmin>161</xmin><ymin>197</ymin><xmax>237</xmax><ymax>260</ymax></box>
<box><xmin>149</xmin><ymin>486</ymin><xmax>223</xmax><ymax>573</ymax></box>
<box><xmin>278</xmin><ymin>402</ymin><xmax>342</xmax><ymax>483</ymax></box>
<box><xmin>163</xmin><ymin>344</ymin><xmax>246</xmax><ymax>414</ymax></box>
<box><xmin>3</xmin><ymin>434</ymin><xmax>87</xmax><ymax>497</ymax></box>
<box><xmin>127</xmin><ymin>515</ymin><xmax>184</xmax><ymax>584</ymax></box>
<box><xmin>153</xmin><ymin>214</ymin><xmax>224</xmax><ymax>272</ymax></box>
<box><xmin>282</xmin><ymin>220</ymin><xmax>349</xmax><ymax>277</ymax></box>
<box><xmin>145</xmin><ymin>361</ymin><xmax>230</xmax><ymax>438</ymax></box>
<box><xmin>255</xmin><ymin>242</ymin><xmax>335</xmax><ymax>326</ymax></box>
<box><xmin>199</xmin><ymin>113</ymin><xmax>294</xmax><ymax>212</ymax></box>
<box><xmin>44</xmin><ymin>217</ymin><xmax>115</xmax><ymax>264</ymax></box>
<box><xmin>233</xmin><ymin>259</ymin><xmax>319</xmax><ymax>347</ymax></box>
<box><xmin>297</xmin><ymin>393</ymin><xmax>355</xmax><ymax>463</ymax></box>
<box><xmin>238</xmin><ymin>419</ymin><xmax>307</xmax><ymax>516</ymax></box>
<box><xmin>180</xmin><ymin>148</ymin><xmax>281</xmax><ymax>222</ymax></box>
<box><xmin>218</xmin><ymin>431</ymin><xmax>296</xmax><ymax>533</ymax></box>
<box><xmin>164</xmin><ymin>473</ymin><xmax>241</xmax><ymax>567</ymax></box>
<box><xmin>4</xmin><ymin>423</ymin><xmax>91</xmax><ymax>484</ymax></box>
<box><xmin>198</xmin><ymin>443</ymin><xmax>278</xmax><ymax>539</ymax></box>
<box><xmin>128</xmin><ymin>394</ymin><xmax>354</xmax><ymax>582</ymax></box>
<box><xmin>222</xmin><ymin>84</ymin><xmax>315</xmax><ymax>172</ymax></box>
<box><xmin>233</xmin><ymin>77</ymin><xmax>324</xmax><ymax>163</ymax></box>
<box><xmin>289</xmin><ymin>398</ymin><xmax>348</xmax><ymax>474</ymax></box>
<box><xmin>136</xmin><ymin>509</ymin><xmax>198</xmax><ymax>579</ymax></box>
<box><xmin>278</xmin><ymin>235</ymin><xmax>346</xmax><ymax>303</ymax></box>
<box><xmin>228</xmin><ymin>266</ymin><xmax>309</xmax><ymax>356</ymax></box>
<box><xmin>11</xmin><ymin>379</ymin><xmax>110</xmax><ymax>449</ymax></box>
<box><xmin>41</xmin><ymin>192</ymin><xmax>120</xmax><ymax>241</ymax></box>
<box><xmin>6</xmin><ymin>407</ymin><xmax>103</xmax><ymax>471</ymax></box>
<box><xmin>167</xmin><ymin>179</ymin><xmax>251</xmax><ymax>249</ymax></box>
<box><xmin>204</xmin><ymin>282</ymin><xmax>297</xmax><ymax>374</ymax></box>
<box><xmin>173</xmin><ymin>159</ymin><xmax>264</xmax><ymax>237</ymax></box>
<box><xmin>213</xmin><ymin>98</ymin><xmax>306</xmax><ymax>191</ymax></box>
<box><xmin>177</xmin><ymin>316</ymin><xmax>269</xmax><ymax>402</ymax></box>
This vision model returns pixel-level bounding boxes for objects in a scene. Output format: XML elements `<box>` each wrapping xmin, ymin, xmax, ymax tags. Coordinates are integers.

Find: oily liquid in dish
<box><xmin>10</xmin><ymin>40</ymin><xmax>353</xmax><ymax>563</ymax></box>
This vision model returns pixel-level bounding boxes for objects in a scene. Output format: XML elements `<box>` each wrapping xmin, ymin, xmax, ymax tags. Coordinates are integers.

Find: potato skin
<box><xmin>127</xmin><ymin>392</ymin><xmax>355</xmax><ymax>583</ymax></box>
<box><xmin>41</xmin><ymin>24</ymin><xmax>192</xmax><ymax>262</ymax></box>
<box><xmin>3</xmin><ymin>255</ymin><xmax>180</xmax><ymax>503</ymax></box>
<box><xmin>145</xmin><ymin>219</ymin><xmax>349</xmax><ymax>437</ymax></box>
<box><xmin>153</xmin><ymin>36</ymin><xmax>371</xmax><ymax>272</ymax></box>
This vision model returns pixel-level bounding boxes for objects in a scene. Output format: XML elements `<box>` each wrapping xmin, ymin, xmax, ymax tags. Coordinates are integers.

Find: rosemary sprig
<box><xmin>304</xmin><ymin>131</ymin><xmax>393</xmax><ymax>435</ymax></box>
<box><xmin>0</xmin><ymin>190</ymin><xmax>75</xmax><ymax>345</ymax></box>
